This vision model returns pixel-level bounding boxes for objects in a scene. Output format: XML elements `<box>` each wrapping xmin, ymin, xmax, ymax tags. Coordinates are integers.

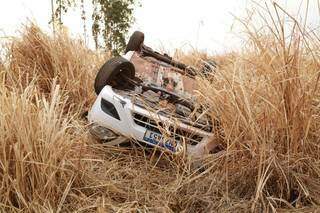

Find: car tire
<box><xmin>201</xmin><ymin>60</ymin><xmax>217</xmax><ymax>75</ymax></box>
<box><xmin>94</xmin><ymin>57</ymin><xmax>135</xmax><ymax>95</ymax></box>
<box><xmin>125</xmin><ymin>31</ymin><xmax>145</xmax><ymax>53</ymax></box>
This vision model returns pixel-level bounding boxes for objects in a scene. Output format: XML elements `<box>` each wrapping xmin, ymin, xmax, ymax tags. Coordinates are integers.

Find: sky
<box><xmin>0</xmin><ymin>0</ymin><xmax>319</xmax><ymax>53</ymax></box>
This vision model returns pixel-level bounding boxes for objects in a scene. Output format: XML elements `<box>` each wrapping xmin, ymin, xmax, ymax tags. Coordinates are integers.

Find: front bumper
<box><xmin>88</xmin><ymin>86</ymin><xmax>214</xmax><ymax>155</ymax></box>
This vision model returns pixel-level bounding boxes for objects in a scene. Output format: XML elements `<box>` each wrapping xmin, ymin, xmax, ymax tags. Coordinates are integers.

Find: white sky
<box><xmin>0</xmin><ymin>0</ymin><xmax>319</xmax><ymax>53</ymax></box>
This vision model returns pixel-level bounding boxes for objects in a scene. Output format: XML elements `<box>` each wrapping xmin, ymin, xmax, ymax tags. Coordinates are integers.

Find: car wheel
<box><xmin>94</xmin><ymin>57</ymin><xmax>135</xmax><ymax>95</ymax></box>
<box><xmin>201</xmin><ymin>60</ymin><xmax>217</xmax><ymax>76</ymax></box>
<box><xmin>125</xmin><ymin>31</ymin><xmax>145</xmax><ymax>53</ymax></box>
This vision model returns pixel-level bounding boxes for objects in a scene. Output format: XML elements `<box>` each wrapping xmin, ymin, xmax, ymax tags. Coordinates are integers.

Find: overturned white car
<box><xmin>88</xmin><ymin>31</ymin><xmax>220</xmax><ymax>157</ymax></box>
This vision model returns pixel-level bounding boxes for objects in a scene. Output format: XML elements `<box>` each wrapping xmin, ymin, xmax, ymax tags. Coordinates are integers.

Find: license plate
<box><xmin>143</xmin><ymin>130</ymin><xmax>176</xmax><ymax>152</ymax></box>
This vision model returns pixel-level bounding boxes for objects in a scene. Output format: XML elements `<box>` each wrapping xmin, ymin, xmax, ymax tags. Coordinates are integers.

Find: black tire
<box><xmin>125</xmin><ymin>31</ymin><xmax>145</xmax><ymax>53</ymax></box>
<box><xmin>94</xmin><ymin>57</ymin><xmax>135</xmax><ymax>95</ymax></box>
<box><xmin>201</xmin><ymin>60</ymin><xmax>217</xmax><ymax>76</ymax></box>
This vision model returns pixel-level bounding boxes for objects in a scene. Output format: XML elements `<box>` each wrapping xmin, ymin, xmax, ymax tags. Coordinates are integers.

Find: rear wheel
<box><xmin>125</xmin><ymin>31</ymin><xmax>145</xmax><ymax>53</ymax></box>
<box><xmin>94</xmin><ymin>57</ymin><xmax>135</xmax><ymax>95</ymax></box>
<box><xmin>201</xmin><ymin>60</ymin><xmax>217</xmax><ymax>76</ymax></box>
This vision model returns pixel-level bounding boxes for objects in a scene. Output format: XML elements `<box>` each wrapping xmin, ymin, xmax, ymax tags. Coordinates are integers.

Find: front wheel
<box><xmin>94</xmin><ymin>57</ymin><xmax>135</xmax><ymax>95</ymax></box>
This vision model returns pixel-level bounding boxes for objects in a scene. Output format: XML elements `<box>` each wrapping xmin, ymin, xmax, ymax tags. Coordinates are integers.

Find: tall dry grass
<box><xmin>197</xmin><ymin>2</ymin><xmax>320</xmax><ymax>211</ymax></box>
<box><xmin>7</xmin><ymin>24</ymin><xmax>103</xmax><ymax>109</ymax></box>
<box><xmin>1</xmin><ymin>2</ymin><xmax>320</xmax><ymax>212</ymax></box>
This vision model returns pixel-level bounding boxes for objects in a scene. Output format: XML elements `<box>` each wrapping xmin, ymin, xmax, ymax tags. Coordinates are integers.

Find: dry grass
<box><xmin>7</xmin><ymin>24</ymin><xmax>103</xmax><ymax>109</ymax></box>
<box><xmin>1</xmin><ymin>2</ymin><xmax>320</xmax><ymax>212</ymax></box>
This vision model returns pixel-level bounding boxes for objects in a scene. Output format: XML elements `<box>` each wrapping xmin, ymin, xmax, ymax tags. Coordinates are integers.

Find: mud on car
<box><xmin>88</xmin><ymin>31</ymin><xmax>220</xmax><ymax>157</ymax></box>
